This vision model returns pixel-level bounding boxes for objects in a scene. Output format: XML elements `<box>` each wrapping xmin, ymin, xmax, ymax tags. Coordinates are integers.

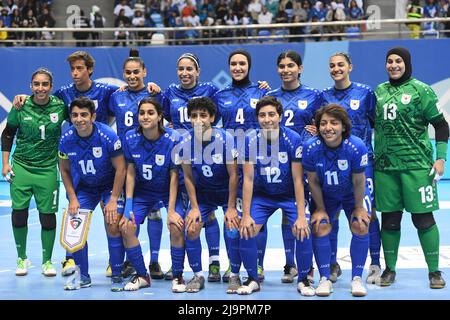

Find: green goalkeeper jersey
<box><xmin>7</xmin><ymin>95</ymin><xmax>67</xmax><ymax>168</ymax></box>
<box><xmin>374</xmin><ymin>78</ymin><xmax>443</xmax><ymax>171</ymax></box>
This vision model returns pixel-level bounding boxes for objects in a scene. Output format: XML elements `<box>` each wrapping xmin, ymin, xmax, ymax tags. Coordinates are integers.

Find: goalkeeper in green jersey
<box><xmin>1</xmin><ymin>68</ymin><xmax>67</xmax><ymax>277</ymax></box>
<box><xmin>374</xmin><ymin>47</ymin><xmax>449</xmax><ymax>289</ymax></box>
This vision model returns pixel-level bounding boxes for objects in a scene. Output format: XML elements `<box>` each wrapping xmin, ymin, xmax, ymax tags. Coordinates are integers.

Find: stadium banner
<box><xmin>60</xmin><ymin>208</ymin><xmax>92</xmax><ymax>253</ymax></box>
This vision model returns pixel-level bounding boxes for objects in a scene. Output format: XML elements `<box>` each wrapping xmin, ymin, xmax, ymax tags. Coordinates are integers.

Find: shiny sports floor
<box><xmin>0</xmin><ymin>181</ymin><xmax>449</xmax><ymax>301</ymax></box>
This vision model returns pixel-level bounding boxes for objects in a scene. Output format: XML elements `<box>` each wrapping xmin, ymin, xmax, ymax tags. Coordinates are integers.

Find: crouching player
<box><xmin>58</xmin><ymin>97</ymin><xmax>126</xmax><ymax>290</ymax></box>
<box><xmin>239</xmin><ymin>96</ymin><xmax>314</xmax><ymax>296</ymax></box>
<box><xmin>179</xmin><ymin>97</ymin><xmax>241</xmax><ymax>293</ymax></box>
<box><xmin>303</xmin><ymin>104</ymin><xmax>371</xmax><ymax>297</ymax></box>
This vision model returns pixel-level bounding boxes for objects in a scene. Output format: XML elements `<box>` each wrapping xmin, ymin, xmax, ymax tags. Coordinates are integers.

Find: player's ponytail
<box><xmin>123</xmin><ymin>48</ymin><xmax>146</xmax><ymax>70</ymax></box>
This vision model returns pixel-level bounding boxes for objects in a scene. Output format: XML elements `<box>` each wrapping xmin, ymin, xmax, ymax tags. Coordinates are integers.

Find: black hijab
<box><xmin>228</xmin><ymin>49</ymin><xmax>252</xmax><ymax>88</ymax></box>
<box><xmin>386</xmin><ymin>47</ymin><xmax>412</xmax><ymax>86</ymax></box>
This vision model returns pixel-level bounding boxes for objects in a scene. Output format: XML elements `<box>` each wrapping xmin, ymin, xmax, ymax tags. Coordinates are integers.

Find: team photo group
<box><xmin>1</xmin><ymin>45</ymin><xmax>448</xmax><ymax>298</ymax></box>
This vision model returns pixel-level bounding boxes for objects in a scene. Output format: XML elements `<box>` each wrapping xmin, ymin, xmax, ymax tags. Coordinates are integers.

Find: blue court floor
<box><xmin>0</xmin><ymin>181</ymin><xmax>449</xmax><ymax>301</ymax></box>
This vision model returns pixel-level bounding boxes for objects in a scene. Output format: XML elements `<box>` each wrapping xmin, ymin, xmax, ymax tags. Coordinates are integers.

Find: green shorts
<box><xmin>10</xmin><ymin>161</ymin><xmax>60</xmax><ymax>213</ymax></box>
<box><xmin>374</xmin><ymin>169</ymin><xmax>439</xmax><ymax>213</ymax></box>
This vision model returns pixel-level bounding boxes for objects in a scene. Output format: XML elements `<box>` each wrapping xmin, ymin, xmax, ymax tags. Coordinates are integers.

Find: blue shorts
<box><xmin>175</xmin><ymin>185</ymin><xmax>189</xmax><ymax>219</ymax></box>
<box><xmin>133</xmin><ymin>200</ymin><xmax>165</xmax><ymax>225</ymax></box>
<box><xmin>76</xmin><ymin>188</ymin><xmax>124</xmax><ymax>214</ymax></box>
<box><xmin>191</xmin><ymin>189</ymin><xmax>243</xmax><ymax>222</ymax></box>
<box><xmin>250</xmin><ymin>193</ymin><xmax>310</xmax><ymax>227</ymax></box>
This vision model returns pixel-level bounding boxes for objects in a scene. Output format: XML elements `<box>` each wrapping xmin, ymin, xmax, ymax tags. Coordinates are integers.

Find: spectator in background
<box><xmin>424</xmin><ymin>0</ymin><xmax>439</xmax><ymax>31</ymax></box>
<box><xmin>215</xmin><ymin>0</ymin><xmax>228</xmax><ymax>21</ymax></box>
<box><xmin>406</xmin><ymin>0</ymin><xmax>423</xmax><ymax>39</ymax></box>
<box><xmin>224</xmin><ymin>8</ymin><xmax>238</xmax><ymax>38</ymax></box>
<box><xmin>21</xmin><ymin>0</ymin><xmax>37</xmax><ymax>19</ymax></box>
<box><xmin>186</xmin><ymin>10</ymin><xmax>201</xmax><ymax>26</ymax></box>
<box><xmin>148</xmin><ymin>0</ymin><xmax>162</xmax><ymax>14</ymax></box>
<box><xmin>266</xmin><ymin>0</ymin><xmax>280</xmax><ymax>18</ymax></box>
<box><xmin>0</xmin><ymin>19</ymin><xmax>8</xmax><ymax>45</ymax></box>
<box><xmin>248</xmin><ymin>0</ymin><xmax>263</xmax><ymax>22</ymax></box>
<box><xmin>312</xmin><ymin>1</ymin><xmax>328</xmax><ymax>21</ymax></box>
<box><xmin>348</xmin><ymin>0</ymin><xmax>363</xmax><ymax>20</ymax></box>
<box><xmin>132</xmin><ymin>8</ymin><xmax>147</xmax><ymax>45</ymax></box>
<box><xmin>90</xmin><ymin>5</ymin><xmax>105</xmax><ymax>46</ymax></box>
<box><xmin>134</xmin><ymin>0</ymin><xmax>147</xmax><ymax>13</ymax></box>
<box><xmin>23</xmin><ymin>17</ymin><xmax>37</xmax><ymax>46</ymax></box>
<box><xmin>282</xmin><ymin>0</ymin><xmax>294</xmax><ymax>20</ymax></box>
<box><xmin>114</xmin><ymin>0</ymin><xmax>134</xmax><ymax>18</ymax></box>
<box><xmin>275</xmin><ymin>3</ymin><xmax>289</xmax><ymax>23</ymax></box>
<box><xmin>289</xmin><ymin>13</ymin><xmax>305</xmax><ymax>41</ymax></box>
<box><xmin>9</xmin><ymin>8</ymin><xmax>23</xmax><ymax>45</ymax></box>
<box><xmin>72</xmin><ymin>9</ymin><xmax>90</xmax><ymax>47</ymax></box>
<box><xmin>184</xmin><ymin>20</ymin><xmax>199</xmax><ymax>44</ymax></box>
<box><xmin>40</xmin><ymin>19</ymin><xmax>55</xmax><ymax>46</ymax></box>
<box><xmin>442</xmin><ymin>0</ymin><xmax>450</xmax><ymax>37</ymax></box>
<box><xmin>37</xmin><ymin>6</ymin><xmax>55</xmax><ymax>27</ymax></box>
<box><xmin>201</xmin><ymin>13</ymin><xmax>216</xmax><ymax>44</ymax></box>
<box><xmin>0</xmin><ymin>7</ymin><xmax>11</xmax><ymax>26</ymax></box>
<box><xmin>115</xmin><ymin>8</ymin><xmax>131</xmax><ymax>27</ymax></box>
<box><xmin>348</xmin><ymin>0</ymin><xmax>363</xmax><ymax>9</ymax></box>
<box><xmin>200</xmin><ymin>0</ymin><xmax>214</xmax><ymax>16</ymax></box>
<box><xmin>181</xmin><ymin>0</ymin><xmax>196</xmax><ymax>19</ymax></box>
<box><xmin>232</xmin><ymin>0</ymin><xmax>247</xmax><ymax>19</ymax></box>
<box><xmin>258</xmin><ymin>6</ymin><xmax>273</xmax><ymax>24</ymax></box>
<box><xmin>6</xmin><ymin>0</ymin><xmax>18</xmax><ymax>14</ymax></box>
<box><xmin>326</xmin><ymin>1</ymin><xmax>346</xmax><ymax>41</ymax></box>
<box><xmin>114</xmin><ymin>20</ymin><xmax>129</xmax><ymax>46</ymax></box>
<box><xmin>310</xmin><ymin>16</ymin><xmax>322</xmax><ymax>41</ymax></box>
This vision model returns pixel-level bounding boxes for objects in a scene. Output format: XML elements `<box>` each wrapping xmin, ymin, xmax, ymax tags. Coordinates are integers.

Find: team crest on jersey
<box><xmin>50</xmin><ymin>113</ymin><xmax>59</xmax><ymax>123</ymax></box>
<box><xmin>93</xmin><ymin>147</ymin><xmax>102</xmax><ymax>158</ymax></box>
<box><xmin>350</xmin><ymin>100</ymin><xmax>360</xmax><ymax>110</ymax></box>
<box><xmin>278</xmin><ymin>152</ymin><xmax>288</xmax><ymax>164</ymax></box>
<box><xmin>298</xmin><ymin>100</ymin><xmax>308</xmax><ymax>110</ymax></box>
<box><xmin>295</xmin><ymin>146</ymin><xmax>303</xmax><ymax>158</ymax></box>
<box><xmin>212</xmin><ymin>154</ymin><xmax>223</xmax><ymax>164</ymax></box>
<box><xmin>338</xmin><ymin>159</ymin><xmax>348</xmax><ymax>170</ymax></box>
<box><xmin>401</xmin><ymin>94</ymin><xmax>411</xmax><ymax>105</ymax></box>
<box><xmin>250</xmin><ymin>98</ymin><xmax>259</xmax><ymax>109</ymax></box>
<box><xmin>156</xmin><ymin>154</ymin><xmax>165</xmax><ymax>166</ymax></box>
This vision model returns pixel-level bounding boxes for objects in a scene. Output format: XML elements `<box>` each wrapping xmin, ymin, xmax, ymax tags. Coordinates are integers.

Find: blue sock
<box><xmin>295</xmin><ymin>237</ymin><xmax>313</xmax><ymax>281</ymax></box>
<box><xmin>223</xmin><ymin>222</ymin><xmax>231</xmax><ymax>260</ymax></box>
<box><xmin>369</xmin><ymin>218</ymin><xmax>381</xmax><ymax>266</ymax></box>
<box><xmin>125</xmin><ymin>244</ymin><xmax>147</xmax><ymax>276</ymax></box>
<box><xmin>147</xmin><ymin>218</ymin><xmax>162</xmax><ymax>263</ymax></box>
<box><xmin>330</xmin><ymin>219</ymin><xmax>339</xmax><ymax>264</ymax></box>
<box><xmin>107</xmin><ymin>235</ymin><xmax>125</xmax><ymax>277</ymax></box>
<box><xmin>282</xmin><ymin>223</ymin><xmax>296</xmax><ymax>267</ymax></box>
<box><xmin>256</xmin><ymin>224</ymin><xmax>267</xmax><ymax>268</ymax></box>
<box><xmin>350</xmin><ymin>233</ymin><xmax>369</xmax><ymax>278</ymax></box>
<box><xmin>312</xmin><ymin>234</ymin><xmax>331</xmax><ymax>279</ymax></box>
<box><xmin>66</xmin><ymin>252</ymin><xmax>73</xmax><ymax>260</ymax></box>
<box><xmin>171</xmin><ymin>246</ymin><xmax>185</xmax><ymax>277</ymax></box>
<box><xmin>205</xmin><ymin>218</ymin><xmax>220</xmax><ymax>266</ymax></box>
<box><xmin>73</xmin><ymin>242</ymin><xmax>89</xmax><ymax>277</ymax></box>
<box><xmin>239</xmin><ymin>236</ymin><xmax>258</xmax><ymax>280</ymax></box>
<box><xmin>227</xmin><ymin>228</ymin><xmax>241</xmax><ymax>274</ymax></box>
<box><xmin>185</xmin><ymin>237</ymin><xmax>202</xmax><ymax>273</ymax></box>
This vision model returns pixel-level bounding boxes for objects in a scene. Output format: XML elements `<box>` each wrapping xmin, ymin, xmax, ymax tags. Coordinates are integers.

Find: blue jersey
<box><xmin>54</xmin><ymin>81</ymin><xmax>119</xmax><ymax>124</ymax></box>
<box><xmin>58</xmin><ymin>122</ymin><xmax>123</xmax><ymax>191</ymax></box>
<box><xmin>180</xmin><ymin>127</ymin><xmax>237</xmax><ymax>193</ymax></box>
<box><xmin>123</xmin><ymin>127</ymin><xmax>180</xmax><ymax>203</ymax></box>
<box><xmin>321</xmin><ymin>82</ymin><xmax>375</xmax><ymax>160</ymax></box>
<box><xmin>302</xmin><ymin>135</ymin><xmax>368</xmax><ymax>198</ymax></box>
<box><xmin>162</xmin><ymin>82</ymin><xmax>218</xmax><ymax>130</ymax></box>
<box><xmin>245</xmin><ymin>126</ymin><xmax>303</xmax><ymax>197</ymax></box>
<box><xmin>215</xmin><ymin>83</ymin><xmax>268</xmax><ymax>131</ymax></box>
<box><xmin>266</xmin><ymin>85</ymin><xmax>323</xmax><ymax>143</ymax></box>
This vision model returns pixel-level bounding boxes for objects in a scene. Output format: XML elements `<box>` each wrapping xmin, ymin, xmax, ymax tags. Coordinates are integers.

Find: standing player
<box><xmin>374</xmin><ymin>47</ymin><xmax>448</xmax><ymax>289</ymax></box>
<box><xmin>59</xmin><ymin>97</ymin><xmax>126</xmax><ymax>290</ymax></box>
<box><xmin>161</xmin><ymin>53</ymin><xmax>222</xmax><ymax>282</ymax></box>
<box><xmin>266</xmin><ymin>50</ymin><xmax>322</xmax><ymax>284</ymax></box>
<box><xmin>1</xmin><ymin>68</ymin><xmax>67</xmax><ymax>277</ymax></box>
<box><xmin>321</xmin><ymin>52</ymin><xmax>381</xmax><ymax>284</ymax></box>
<box><xmin>238</xmin><ymin>96</ymin><xmax>314</xmax><ymax>296</ymax></box>
<box><xmin>304</xmin><ymin>104</ymin><xmax>371</xmax><ymax>297</ymax></box>
<box><xmin>214</xmin><ymin>49</ymin><xmax>269</xmax><ymax>282</ymax></box>
<box><xmin>179</xmin><ymin>97</ymin><xmax>240</xmax><ymax>293</ymax></box>
<box><xmin>121</xmin><ymin>97</ymin><xmax>181</xmax><ymax>291</ymax></box>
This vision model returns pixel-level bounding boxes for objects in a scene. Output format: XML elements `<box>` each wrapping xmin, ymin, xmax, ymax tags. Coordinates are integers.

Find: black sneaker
<box><xmin>121</xmin><ymin>260</ymin><xmax>137</xmax><ymax>279</ymax></box>
<box><xmin>164</xmin><ymin>267</ymin><xmax>174</xmax><ymax>280</ymax></box>
<box><xmin>207</xmin><ymin>264</ymin><xmax>221</xmax><ymax>282</ymax></box>
<box><xmin>429</xmin><ymin>271</ymin><xmax>446</xmax><ymax>289</ymax></box>
<box><xmin>379</xmin><ymin>267</ymin><xmax>396</xmax><ymax>286</ymax></box>
<box><xmin>149</xmin><ymin>262</ymin><xmax>164</xmax><ymax>280</ymax></box>
<box><xmin>281</xmin><ymin>265</ymin><xmax>298</xmax><ymax>283</ymax></box>
<box><xmin>329</xmin><ymin>263</ymin><xmax>342</xmax><ymax>283</ymax></box>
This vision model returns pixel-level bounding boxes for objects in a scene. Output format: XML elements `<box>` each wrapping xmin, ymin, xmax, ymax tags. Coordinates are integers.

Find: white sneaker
<box><xmin>16</xmin><ymin>258</ymin><xmax>31</xmax><ymax>276</ymax></box>
<box><xmin>315</xmin><ymin>276</ymin><xmax>333</xmax><ymax>297</ymax></box>
<box><xmin>366</xmin><ymin>265</ymin><xmax>382</xmax><ymax>284</ymax></box>
<box><xmin>236</xmin><ymin>278</ymin><xmax>260</xmax><ymax>295</ymax></box>
<box><xmin>172</xmin><ymin>276</ymin><xmax>186</xmax><ymax>293</ymax></box>
<box><xmin>297</xmin><ymin>278</ymin><xmax>315</xmax><ymax>297</ymax></box>
<box><xmin>42</xmin><ymin>260</ymin><xmax>57</xmax><ymax>277</ymax></box>
<box><xmin>351</xmin><ymin>276</ymin><xmax>367</xmax><ymax>297</ymax></box>
<box><xmin>124</xmin><ymin>274</ymin><xmax>151</xmax><ymax>291</ymax></box>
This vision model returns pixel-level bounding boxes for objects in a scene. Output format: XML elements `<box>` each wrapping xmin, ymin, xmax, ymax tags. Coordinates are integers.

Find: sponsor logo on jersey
<box><xmin>70</xmin><ymin>216</ymin><xmax>82</xmax><ymax>230</ymax></box>
<box><xmin>68</xmin><ymin>152</ymin><xmax>77</xmax><ymax>156</ymax></box>
<box><xmin>224</xmin><ymin>101</ymin><xmax>232</xmax><ymax>105</ymax></box>
<box><xmin>360</xmin><ymin>154</ymin><xmax>368</xmax><ymax>166</ymax></box>
<box><xmin>93</xmin><ymin>147</ymin><xmax>102</xmax><ymax>158</ymax></box>
<box><xmin>401</xmin><ymin>94</ymin><xmax>411</xmax><ymax>105</ymax></box>
<box><xmin>132</xmin><ymin>154</ymin><xmax>141</xmax><ymax>158</ymax></box>
<box><xmin>24</xmin><ymin>117</ymin><xmax>32</xmax><ymax>121</ymax></box>
<box><xmin>250</xmin><ymin>98</ymin><xmax>259</xmax><ymax>109</ymax></box>
<box><xmin>298</xmin><ymin>100</ymin><xmax>308</xmax><ymax>110</ymax></box>
<box><xmin>295</xmin><ymin>146</ymin><xmax>303</xmax><ymax>158</ymax></box>
<box><xmin>172</xmin><ymin>99</ymin><xmax>180</xmax><ymax>102</ymax></box>
<box><xmin>118</xmin><ymin>103</ymin><xmax>126</xmax><ymax>107</ymax></box>
<box><xmin>50</xmin><ymin>113</ymin><xmax>59</xmax><ymax>123</ymax></box>
<box><xmin>212</xmin><ymin>153</ymin><xmax>223</xmax><ymax>164</ymax></box>
<box><xmin>156</xmin><ymin>154</ymin><xmax>165</xmax><ymax>166</ymax></box>
<box><xmin>278</xmin><ymin>152</ymin><xmax>288</xmax><ymax>163</ymax></box>
<box><xmin>338</xmin><ymin>159</ymin><xmax>348</xmax><ymax>170</ymax></box>
<box><xmin>350</xmin><ymin>99</ymin><xmax>360</xmax><ymax>110</ymax></box>
<box><xmin>114</xmin><ymin>140</ymin><xmax>121</xmax><ymax>151</ymax></box>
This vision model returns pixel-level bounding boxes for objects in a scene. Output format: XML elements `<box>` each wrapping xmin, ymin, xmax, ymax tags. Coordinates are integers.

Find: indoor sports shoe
<box><xmin>149</xmin><ymin>262</ymin><xmax>164</xmax><ymax>280</ymax></box>
<box><xmin>124</xmin><ymin>274</ymin><xmax>151</xmax><ymax>291</ymax></box>
<box><xmin>222</xmin><ymin>263</ymin><xmax>231</xmax><ymax>283</ymax></box>
<box><xmin>111</xmin><ymin>275</ymin><xmax>124</xmax><ymax>292</ymax></box>
<box><xmin>329</xmin><ymin>263</ymin><xmax>342</xmax><ymax>283</ymax></box>
<box><xmin>16</xmin><ymin>258</ymin><xmax>31</xmax><ymax>276</ymax></box>
<box><xmin>366</xmin><ymin>264</ymin><xmax>382</xmax><ymax>284</ymax></box>
<box><xmin>236</xmin><ymin>277</ymin><xmax>260</xmax><ymax>295</ymax></box>
<box><xmin>172</xmin><ymin>275</ymin><xmax>186</xmax><ymax>293</ymax></box>
<box><xmin>307</xmin><ymin>266</ymin><xmax>315</xmax><ymax>284</ymax></box>
<box><xmin>42</xmin><ymin>260</ymin><xmax>57</xmax><ymax>277</ymax></box>
<box><xmin>121</xmin><ymin>260</ymin><xmax>137</xmax><ymax>279</ymax></box>
<box><xmin>80</xmin><ymin>274</ymin><xmax>92</xmax><ymax>288</ymax></box>
<box><xmin>207</xmin><ymin>264</ymin><xmax>221</xmax><ymax>282</ymax></box>
<box><xmin>315</xmin><ymin>277</ymin><xmax>333</xmax><ymax>297</ymax></box>
<box><xmin>186</xmin><ymin>275</ymin><xmax>205</xmax><ymax>293</ymax></box>
<box><xmin>429</xmin><ymin>271</ymin><xmax>446</xmax><ymax>289</ymax></box>
<box><xmin>164</xmin><ymin>267</ymin><xmax>174</xmax><ymax>281</ymax></box>
<box><xmin>61</xmin><ymin>257</ymin><xmax>76</xmax><ymax>277</ymax></box>
<box><xmin>258</xmin><ymin>264</ymin><xmax>265</xmax><ymax>282</ymax></box>
<box><xmin>297</xmin><ymin>278</ymin><xmax>315</xmax><ymax>297</ymax></box>
<box><xmin>379</xmin><ymin>267</ymin><xmax>396</xmax><ymax>287</ymax></box>
<box><xmin>226</xmin><ymin>275</ymin><xmax>241</xmax><ymax>294</ymax></box>
<box><xmin>351</xmin><ymin>276</ymin><xmax>367</xmax><ymax>297</ymax></box>
<box><xmin>281</xmin><ymin>265</ymin><xmax>298</xmax><ymax>283</ymax></box>
<box><xmin>105</xmin><ymin>262</ymin><xmax>112</xmax><ymax>277</ymax></box>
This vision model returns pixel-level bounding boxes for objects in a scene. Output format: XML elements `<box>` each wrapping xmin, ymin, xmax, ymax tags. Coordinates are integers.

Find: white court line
<box><xmin>0</xmin><ymin>270</ymin><xmax>11</xmax><ymax>273</ymax></box>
